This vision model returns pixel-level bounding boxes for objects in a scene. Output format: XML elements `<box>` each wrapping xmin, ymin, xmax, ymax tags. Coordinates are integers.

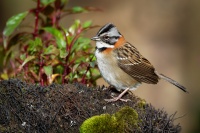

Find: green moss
<box><xmin>0</xmin><ymin>125</ymin><xmax>7</xmax><ymax>132</ymax></box>
<box><xmin>79</xmin><ymin>106</ymin><xmax>139</xmax><ymax>133</ymax></box>
<box><xmin>137</xmin><ymin>99</ymin><xmax>146</xmax><ymax>109</ymax></box>
<box><xmin>115</xmin><ymin>106</ymin><xmax>138</xmax><ymax>124</ymax></box>
<box><xmin>79</xmin><ymin>114</ymin><xmax>120</xmax><ymax>133</ymax></box>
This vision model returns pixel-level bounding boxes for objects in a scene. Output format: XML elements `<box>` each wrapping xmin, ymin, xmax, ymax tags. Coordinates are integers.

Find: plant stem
<box><xmin>39</xmin><ymin>55</ymin><xmax>44</xmax><ymax>86</ymax></box>
<box><xmin>62</xmin><ymin>64</ymin><xmax>67</xmax><ymax>84</ymax></box>
<box><xmin>33</xmin><ymin>0</ymin><xmax>40</xmax><ymax>38</ymax></box>
<box><xmin>81</xmin><ymin>55</ymin><xmax>95</xmax><ymax>84</ymax></box>
<box><xmin>65</xmin><ymin>27</ymin><xmax>82</xmax><ymax>63</ymax></box>
<box><xmin>62</xmin><ymin>27</ymin><xmax>82</xmax><ymax>83</ymax></box>
<box><xmin>69</xmin><ymin>27</ymin><xmax>82</xmax><ymax>51</ymax></box>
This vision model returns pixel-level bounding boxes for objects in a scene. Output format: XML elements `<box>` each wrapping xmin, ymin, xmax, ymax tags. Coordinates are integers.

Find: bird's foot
<box><xmin>104</xmin><ymin>88</ymin><xmax>131</xmax><ymax>102</ymax></box>
<box><xmin>104</xmin><ymin>97</ymin><xmax>131</xmax><ymax>102</ymax></box>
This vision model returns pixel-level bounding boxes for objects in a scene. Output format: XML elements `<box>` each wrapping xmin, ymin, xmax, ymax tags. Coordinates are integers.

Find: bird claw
<box><xmin>104</xmin><ymin>88</ymin><xmax>131</xmax><ymax>102</ymax></box>
<box><xmin>119</xmin><ymin>98</ymin><xmax>131</xmax><ymax>102</ymax></box>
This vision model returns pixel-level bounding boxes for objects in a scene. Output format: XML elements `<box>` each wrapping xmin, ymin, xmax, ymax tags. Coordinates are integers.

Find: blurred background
<box><xmin>0</xmin><ymin>0</ymin><xmax>200</xmax><ymax>132</ymax></box>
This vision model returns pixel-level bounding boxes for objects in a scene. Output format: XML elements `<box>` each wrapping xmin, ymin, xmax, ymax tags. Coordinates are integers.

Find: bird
<box><xmin>91</xmin><ymin>23</ymin><xmax>188</xmax><ymax>102</ymax></box>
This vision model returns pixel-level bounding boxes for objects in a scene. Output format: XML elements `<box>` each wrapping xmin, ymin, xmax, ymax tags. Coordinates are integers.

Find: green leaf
<box><xmin>28</xmin><ymin>37</ymin><xmax>42</xmax><ymax>54</ymax></box>
<box><xmin>61</xmin><ymin>0</ymin><xmax>68</xmax><ymax>4</ymax></box>
<box><xmin>91</xmin><ymin>68</ymin><xmax>100</xmax><ymax>75</ymax></box>
<box><xmin>3</xmin><ymin>46</ymin><xmax>13</xmax><ymax>65</ymax></box>
<box><xmin>69</xmin><ymin>20</ymin><xmax>80</xmax><ymax>34</ymax></box>
<box><xmin>3</xmin><ymin>11</ymin><xmax>28</xmax><ymax>49</ymax></box>
<box><xmin>43</xmin><ymin>45</ymin><xmax>59</xmax><ymax>55</ymax></box>
<box><xmin>72</xmin><ymin>6</ymin><xmax>85</xmax><ymax>13</ymax></box>
<box><xmin>89</xmin><ymin>61</ymin><xmax>96</xmax><ymax>68</ymax></box>
<box><xmin>40</xmin><ymin>0</ymin><xmax>55</xmax><ymax>6</ymax></box>
<box><xmin>83</xmin><ymin>20</ymin><xmax>92</xmax><ymax>28</ymax></box>
<box><xmin>44</xmin><ymin>65</ymin><xmax>53</xmax><ymax>76</ymax></box>
<box><xmin>91</xmin><ymin>54</ymin><xmax>97</xmax><ymax>61</ymax></box>
<box><xmin>66</xmin><ymin>35</ymin><xmax>73</xmax><ymax>45</ymax></box>
<box><xmin>72</xmin><ymin>37</ymin><xmax>91</xmax><ymax>52</ymax></box>
<box><xmin>21</xmin><ymin>55</ymin><xmax>35</xmax><ymax>67</ymax></box>
<box><xmin>59</xmin><ymin>48</ymin><xmax>68</xmax><ymax>58</ymax></box>
<box><xmin>75</xmin><ymin>56</ymin><xmax>86</xmax><ymax>63</ymax></box>
<box><xmin>55</xmin><ymin>65</ymin><xmax>64</xmax><ymax>74</ymax></box>
<box><xmin>20</xmin><ymin>53</ymin><xmax>26</xmax><ymax>61</ymax></box>
<box><xmin>3</xmin><ymin>11</ymin><xmax>28</xmax><ymax>37</ymax></box>
<box><xmin>43</xmin><ymin>27</ymin><xmax>66</xmax><ymax>49</ymax></box>
<box><xmin>72</xmin><ymin>63</ymin><xmax>80</xmax><ymax>72</ymax></box>
<box><xmin>1</xmin><ymin>73</ymin><xmax>9</xmax><ymax>80</ymax></box>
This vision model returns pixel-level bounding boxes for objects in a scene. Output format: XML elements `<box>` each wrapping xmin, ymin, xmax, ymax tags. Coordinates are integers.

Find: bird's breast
<box><xmin>95</xmin><ymin>50</ymin><xmax>139</xmax><ymax>91</ymax></box>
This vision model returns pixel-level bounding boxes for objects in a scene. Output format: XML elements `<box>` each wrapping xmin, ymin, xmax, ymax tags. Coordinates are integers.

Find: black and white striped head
<box><xmin>91</xmin><ymin>23</ymin><xmax>122</xmax><ymax>51</ymax></box>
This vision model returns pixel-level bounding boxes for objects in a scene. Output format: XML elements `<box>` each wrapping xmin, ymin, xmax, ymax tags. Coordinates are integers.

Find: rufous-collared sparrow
<box><xmin>91</xmin><ymin>23</ymin><xmax>188</xmax><ymax>102</ymax></box>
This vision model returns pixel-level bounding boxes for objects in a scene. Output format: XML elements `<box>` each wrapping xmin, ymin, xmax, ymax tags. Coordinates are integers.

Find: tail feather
<box><xmin>157</xmin><ymin>73</ymin><xmax>188</xmax><ymax>93</ymax></box>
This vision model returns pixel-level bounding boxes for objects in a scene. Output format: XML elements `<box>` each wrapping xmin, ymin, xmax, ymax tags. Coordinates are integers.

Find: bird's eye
<box><xmin>103</xmin><ymin>36</ymin><xmax>109</xmax><ymax>40</ymax></box>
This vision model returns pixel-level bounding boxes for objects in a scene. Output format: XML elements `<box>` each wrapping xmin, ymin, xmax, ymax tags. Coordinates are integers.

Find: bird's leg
<box><xmin>104</xmin><ymin>88</ymin><xmax>130</xmax><ymax>102</ymax></box>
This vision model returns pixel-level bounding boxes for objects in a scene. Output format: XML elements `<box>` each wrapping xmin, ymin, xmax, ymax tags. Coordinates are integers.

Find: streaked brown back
<box><xmin>115</xmin><ymin>42</ymin><xmax>159</xmax><ymax>84</ymax></box>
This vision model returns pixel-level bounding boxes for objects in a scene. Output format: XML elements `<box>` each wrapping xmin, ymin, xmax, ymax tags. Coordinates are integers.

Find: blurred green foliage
<box><xmin>0</xmin><ymin>0</ymin><xmax>100</xmax><ymax>86</ymax></box>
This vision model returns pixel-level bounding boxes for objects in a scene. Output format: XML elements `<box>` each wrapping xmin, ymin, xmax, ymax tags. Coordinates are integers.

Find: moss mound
<box><xmin>80</xmin><ymin>106</ymin><xmax>139</xmax><ymax>133</ymax></box>
<box><xmin>0</xmin><ymin>79</ymin><xmax>181</xmax><ymax>132</ymax></box>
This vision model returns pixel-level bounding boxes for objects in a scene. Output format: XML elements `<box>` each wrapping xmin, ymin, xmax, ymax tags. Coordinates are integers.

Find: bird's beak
<box><xmin>91</xmin><ymin>36</ymin><xmax>100</xmax><ymax>41</ymax></box>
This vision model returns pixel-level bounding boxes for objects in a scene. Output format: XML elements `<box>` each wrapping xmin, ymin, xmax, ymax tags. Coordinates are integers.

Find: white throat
<box><xmin>96</xmin><ymin>41</ymin><xmax>114</xmax><ymax>49</ymax></box>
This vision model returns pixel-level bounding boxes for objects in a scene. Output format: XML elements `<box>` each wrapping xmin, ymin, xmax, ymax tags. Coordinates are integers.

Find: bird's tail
<box><xmin>156</xmin><ymin>72</ymin><xmax>188</xmax><ymax>93</ymax></box>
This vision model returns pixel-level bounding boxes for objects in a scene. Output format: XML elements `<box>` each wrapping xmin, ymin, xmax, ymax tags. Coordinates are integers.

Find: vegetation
<box><xmin>0</xmin><ymin>0</ymin><xmax>100</xmax><ymax>86</ymax></box>
<box><xmin>0</xmin><ymin>79</ymin><xmax>181</xmax><ymax>132</ymax></box>
<box><xmin>80</xmin><ymin>106</ymin><xmax>139</xmax><ymax>133</ymax></box>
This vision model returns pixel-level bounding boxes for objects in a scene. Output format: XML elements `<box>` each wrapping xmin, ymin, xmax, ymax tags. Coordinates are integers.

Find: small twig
<box><xmin>173</xmin><ymin>113</ymin><xmax>187</xmax><ymax>121</ymax></box>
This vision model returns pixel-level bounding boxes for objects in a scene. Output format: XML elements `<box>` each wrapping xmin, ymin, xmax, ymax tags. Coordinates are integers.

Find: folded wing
<box><xmin>115</xmin><ymin>42</ymin><xmax>159</xmax><ymax>84</ymax></box>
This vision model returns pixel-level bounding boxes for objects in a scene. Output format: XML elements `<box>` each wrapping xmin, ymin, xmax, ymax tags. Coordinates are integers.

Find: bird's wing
<box><xmin>115</xmin><ymin>42</ymin><xmax>159</xmax><ymax>84</ymax></box>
